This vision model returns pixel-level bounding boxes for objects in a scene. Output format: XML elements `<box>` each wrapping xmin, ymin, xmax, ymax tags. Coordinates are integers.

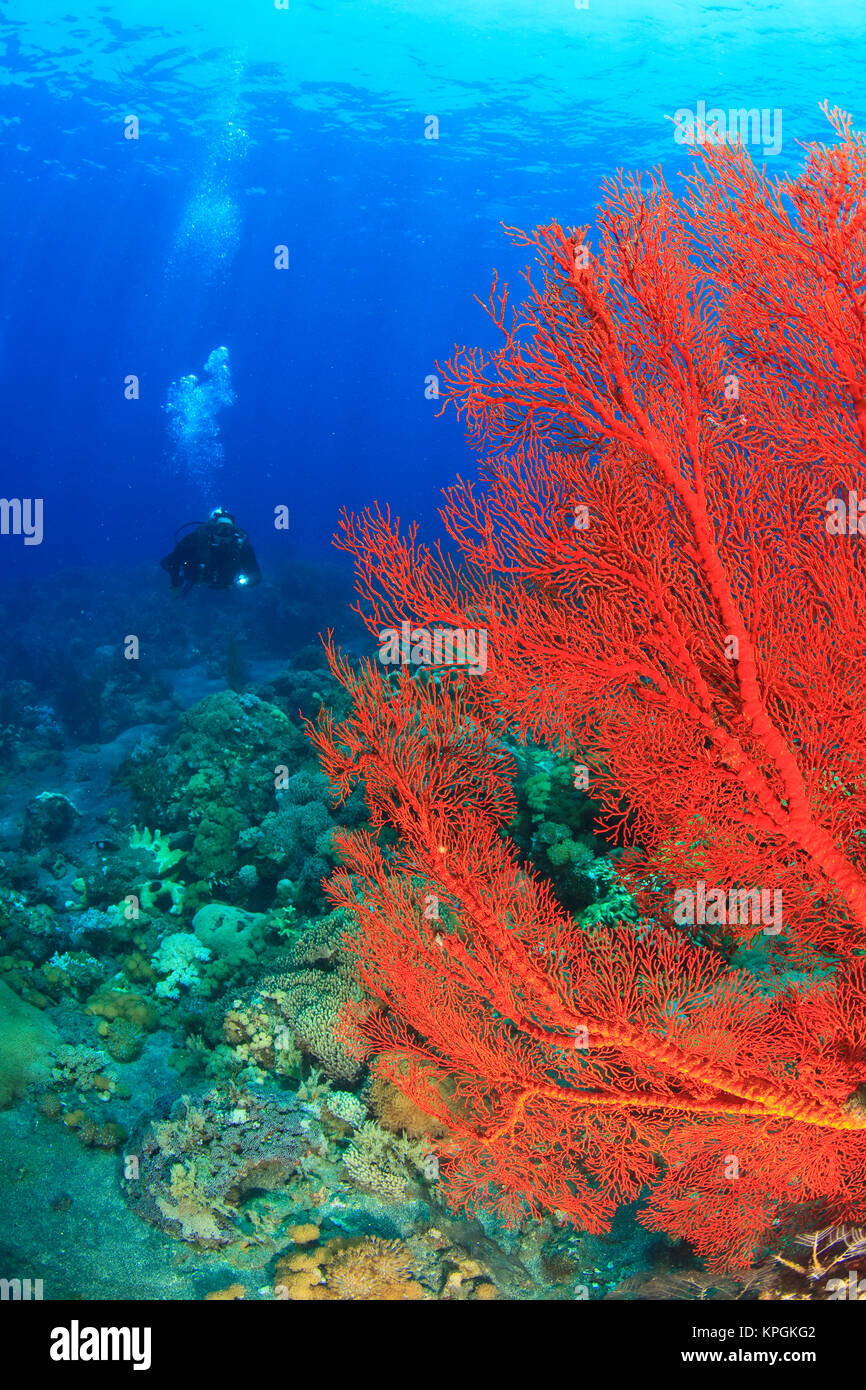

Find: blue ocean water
<box><xmin>2</xmin><ymin>0</ymin><xmax>863</xmax><ymax>576</ymax></box>
<box><xmin>1</xmin><ymin>0</ymin><xmax>866</xmax><ymax>1319</ymax></box>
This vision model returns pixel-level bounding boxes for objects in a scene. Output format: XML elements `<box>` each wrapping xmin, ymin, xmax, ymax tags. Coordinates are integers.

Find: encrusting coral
<box><xmin>122</xmin><ymin>1088</ymin><xmax>325</xmax><ymax>1249</ymax></box>
<box><xmin>85</xmin><ymin>987</ymin><xmax>158</xmax><ymax>1032</ymax></box>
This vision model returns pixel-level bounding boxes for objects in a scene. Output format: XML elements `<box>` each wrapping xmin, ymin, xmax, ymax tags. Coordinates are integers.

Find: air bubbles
<box><xmin>164</xmin><ymin>346</ymin><xmax>235</xmax><ymax>487</ymax></box>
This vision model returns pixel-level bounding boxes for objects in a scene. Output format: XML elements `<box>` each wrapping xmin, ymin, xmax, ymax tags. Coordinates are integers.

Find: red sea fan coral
<box><xmin>311</xmin><ymin>107</ymin><xmax>866</xmax><ymax>1269</ymax></box>
<box><xmin>310</xmin><ymin>647</ymin><xmax>866</xmax><ymax>1270</ymax></box>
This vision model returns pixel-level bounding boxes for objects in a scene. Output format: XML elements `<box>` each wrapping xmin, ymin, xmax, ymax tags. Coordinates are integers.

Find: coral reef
<box><xmin>274</xmin><ymin>1235</ymin><xmax>424</xmax><ymax>1301</ymax></box>
<box><xmin>343</xmin><ymin>1120</ymin><xmax>434</xmax><ymax>1200</ymax></box>
<box><xmin>237</xmin><ymin>770</ymin><xmax>338</xmax><ymax>912</ymax></box>
<box><xmin>129</xmin><ymin>825</ymin><xmax>185</xmax><ymax>875</ymax></box>
<box><xmin>225</xmin><ymin>972</ymin><xmax>363</xmax><ymax>1083</ymax></box>
<box><xmin>0</xmin><ymin>494</ymin><xmax>714</xmax><ymax>1299</ymax></box>
<box><xmin>271</xmin><ymin>1228</ymin><xmax>507</xmax><ymax>1301</ymax></box>
<box><xmin>225</xmin><ymin>909</ymin><xmax>366</xmax><ymax>1082</ymax></box>
<box><xmin>84</xmin><ymin>987</ymin><xmax>158</xmax><ymax>1061</ymax></box>
<box><xmin>85</xmin><ymin>987</ymin><xmax>158</xmax><ymax>1033</ymax></box>
<box><xmin>321</xmin><ymin>1089</ymin><xmax>367</xmax><ymax>1129</ymax></box>
<box><xmin>120</xmin><ymin>690</ymin><xmax>304</xmax><ymax>881</ymax></box>
<box><xmin>607</xmin><ymin>1227</ymin><xmax>866</xmax><ymax>1303</ymax></box>
<box><xmin>508</xmin><ymin>749</ymin><xmax>606</xmax><ymax>913</ymax></box>
<box><xmin>50</xmin><ymin>1043</ymin><xmax>118</xmax><ymax>1098</ymax></box>
<box><xmin>122</xmin><ymin>1088</ymin><xmax>325</xmax><ymax>1248</ymax></box>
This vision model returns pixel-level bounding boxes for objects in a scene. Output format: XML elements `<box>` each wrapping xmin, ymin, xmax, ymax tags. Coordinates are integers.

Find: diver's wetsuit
<box><xmin>161</xmin><ymin>519</ymin><xmax>261</xmax><ymax>592</ymax></box>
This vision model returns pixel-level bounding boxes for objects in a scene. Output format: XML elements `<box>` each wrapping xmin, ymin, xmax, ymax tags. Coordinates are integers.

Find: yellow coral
<box><xmin>129</xmin><ymin>825</ymin><xmax>185</xmax><ymax>874</ymax></box>
<box><xmin>323</xmin><ymin>1238</ymin><xmax>424</xmax><ymax>1301</ymax></box>
<box><xmin>273</xmin><ymin>1237</ymin><xmax>425</xmax><ymax>1301</ymax></box>
<box><xmin>286</xmin><ymin>1223</ymin><xmax>320</xmax><ymax>1245</ymax></box>
<box><xmin>273</xmin><ymin>1251</ymin><xmax>326</xmax><ymax>1301</ymax></box>
<box><xmin>85</xmin><ymin>988</ymin><xmax>157</xmax><ymax>1032</ymax></box>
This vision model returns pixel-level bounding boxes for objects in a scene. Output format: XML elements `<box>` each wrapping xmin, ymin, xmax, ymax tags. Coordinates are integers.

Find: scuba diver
<box><xmin>161</xmin><ymin>508</ymin><xmax>261</xmax><ymax>595</ymax></box>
